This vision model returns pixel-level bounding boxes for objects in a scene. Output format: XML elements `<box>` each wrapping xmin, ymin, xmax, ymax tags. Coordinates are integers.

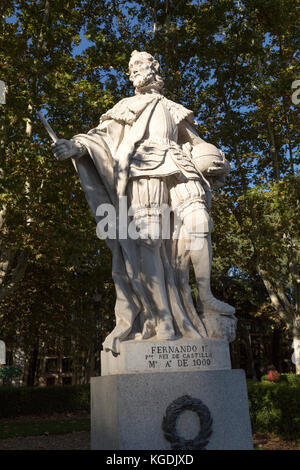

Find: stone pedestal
<box><xmin>92</xmin><ymin>338</ymin><xmax>253</xmax><ymax>450</ymax></box>
<box><xmin>91</xmin><ymin>369</ymin><xmax>253</xmax><ymax>450</ymax></box>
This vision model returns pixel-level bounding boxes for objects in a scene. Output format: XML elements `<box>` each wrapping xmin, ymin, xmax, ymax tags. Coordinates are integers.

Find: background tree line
<box><xmin>0</xmin><ymin>0</ymin><xmax>299</xmax><ymax>385</ymax></box>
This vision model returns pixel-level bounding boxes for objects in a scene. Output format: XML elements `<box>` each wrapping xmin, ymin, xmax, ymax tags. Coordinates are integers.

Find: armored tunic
<box><xmin>129</xmin><ymin>95</ymin><xmax>200</xmax><ymax>180</ymax></box>
<box><xmin>121</xmin><ymin>94</ymin><xmax>210</xmax><ymax>220</ymax></box>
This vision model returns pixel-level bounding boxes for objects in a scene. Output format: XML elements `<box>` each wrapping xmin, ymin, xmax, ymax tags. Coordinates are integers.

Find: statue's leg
<box><xmin>186</xmin><ymin>209</ymin><xmax>235</xmax><ymax>315</ymax></box>
<box><xmin>128</xmin><ymin>177</ymin><xmax>176</xmax><ymax>340</ymax></box>
<box><xmin>171</xmin><ymin>179</ymin><xmax>235</xmax><ymax>316</ymax></box>
<box><xmin>139</xmin><ymin>238</ymin><xmax>176</xmax><ymax>339</ymax></box>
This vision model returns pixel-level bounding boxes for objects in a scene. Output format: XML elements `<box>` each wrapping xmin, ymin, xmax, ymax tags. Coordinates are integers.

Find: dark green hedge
<box><xmin>260</xmin><ymin>373</ymin><xmax>300</xmax><ymax>386</ymax></box>
<box><xmin>247</xmin><ymin>379</ymin><xmax>300</xmax><ymax>440</ymax></box>
<box><xmin>0</xmin><ymin>384</ymin><xmax>90</xmax><ymax>418</ymax></box>
<box><xmin>0</xmin><ymin>379</ymin><xmax>299</xmax><ymax>441</ymax></box>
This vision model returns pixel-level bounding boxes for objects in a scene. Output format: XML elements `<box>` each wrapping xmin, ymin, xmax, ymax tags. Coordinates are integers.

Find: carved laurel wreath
<box><xmin>162</xmin><ymin>395</ymin><xmax>213</xmax><ymax>450</ymax></box>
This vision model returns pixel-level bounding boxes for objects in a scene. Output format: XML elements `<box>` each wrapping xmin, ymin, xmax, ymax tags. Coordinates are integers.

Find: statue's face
<box><xmin>129</xmin><ymin>56</ymin><xmax>156</xmax><ymax>89</ymax></box>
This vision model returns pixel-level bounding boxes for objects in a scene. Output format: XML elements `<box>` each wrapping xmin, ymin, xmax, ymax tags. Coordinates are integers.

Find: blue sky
<box><xmin>6</xmin><ymin>14</ymin><xmax>93</xmax><ymax>56</ymax></box>
<box><xmin>72</xmin><ymin>28</ymin><xmax>93</xmax><ymax>56</ymax></box>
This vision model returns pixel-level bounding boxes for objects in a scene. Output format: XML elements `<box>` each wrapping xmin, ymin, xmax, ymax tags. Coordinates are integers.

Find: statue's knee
<box><xmin>181</xmin><ymin>205</ymin><xmax>212</xmax><ymax>236</ymax></box>
<box><xmin>132</xmin><ymin>209</ymin><xmax>163</xmax><ymax>247</ymax></box>
<box><xmin>138</xmin><ymin>237</ymin><xmax>162</xmax><ymax>249</ymax></box>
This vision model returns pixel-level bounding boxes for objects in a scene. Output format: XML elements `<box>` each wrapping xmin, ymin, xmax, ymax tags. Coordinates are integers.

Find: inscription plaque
<box><xmin>143</xmin><ymin>343</ymin><xmax>213</xmax><ymax>370</ymax></box>
<box><xmin>101</xmin><ymin>338</ymin><xmax>231</xmax><ymax>376</ymax></box>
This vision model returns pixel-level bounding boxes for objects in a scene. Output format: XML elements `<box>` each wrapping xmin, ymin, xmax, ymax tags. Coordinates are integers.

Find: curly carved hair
<box><xmin>129</xmin><ymin>50</ymin><xmax>164</xmax><ymax>93</ymax></box>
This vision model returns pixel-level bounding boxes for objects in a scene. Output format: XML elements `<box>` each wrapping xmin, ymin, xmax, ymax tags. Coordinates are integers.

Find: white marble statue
<box><xmin>51</xmin><ymin>51</ymin><xmax>236</xmax><ymax>353</ymax></box>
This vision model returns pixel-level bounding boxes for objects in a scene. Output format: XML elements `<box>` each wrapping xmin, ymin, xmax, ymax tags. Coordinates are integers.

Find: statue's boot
<box><xmin>197</xmin><ymin>294</ymin><xmax>235</xmax><ymax>316</ymax></box>
<box><xmin>188</xmin><ymin>231</ymin><xmax>235</xmax><ymax>316</ymax></box>
<box><xmin>141</xmin><ymin>318</ymin><xmax>156</xmax><ymax>339</ymax></box>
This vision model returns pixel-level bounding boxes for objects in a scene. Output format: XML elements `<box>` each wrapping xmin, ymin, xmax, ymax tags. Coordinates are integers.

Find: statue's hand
<box><xmin>51</xmin><ymin>139</ymin><xmax>80</xmax><ymax>160</ymax></box>
<box><xmin>206</xmin><ymin>155</ymin><xmax>231</xmax><ymax>177</ymax></box>
<box><xmin>205</xmin><ymin>152</ymin><xmax>231</xmax><ymax>188</ymax></box>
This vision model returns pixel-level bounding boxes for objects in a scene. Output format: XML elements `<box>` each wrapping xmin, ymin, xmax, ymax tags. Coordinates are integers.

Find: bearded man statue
<box><xmin>51</xmin><ymin>51</ymin><xmax>236</xmax><ymax>353</ymax></box>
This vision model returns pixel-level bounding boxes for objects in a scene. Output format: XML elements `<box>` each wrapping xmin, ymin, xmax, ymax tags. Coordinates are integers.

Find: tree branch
<box><xmin>257</xmin><ymin>264</ymin><xmax>294</xmax><ymax>324</ymax></box>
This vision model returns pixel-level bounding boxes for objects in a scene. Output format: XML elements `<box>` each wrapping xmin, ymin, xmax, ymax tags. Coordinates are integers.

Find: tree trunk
<box><xmin>256</xmin><ymin>265</ymin><xmax>294</xmax><ymax>323</ymax></box>
<box><xmin>257</xmin><ymin>264</ymin><xmax>299</xmax><ymax>373</ymax></box>
<box><xmin>257</xmin><ymin>57</ymin><xmax>280</xmax><ymax>181</ymax></box>
<box><xmin>243</xmin><ymin>326</ymin><xmax>257</xmax><ymax>380</ymax></box>
<box><xmin>229</xmin><ymin>341</ymin><xmax>241</xmax><ymax>369</ymax></box>
<box><xmin>292</xmin><ymin>319</ymin><xmax>300</xmax><ymax>375</ymax></box>
<box><xmin>282</xmin><ymin>95</ymin><xmax>295</xmax><ymax>175</ymax></box>
<box><xmin>57</xmin><ymin>352</ymin><xmax>63</xmax><ymax>385</ymax></box>
<box><xmin>272</xmin><ymin>326</ymin><xmax>280</xmax><ymax>371</ymax></box>
<box><xmin>293</xmin><ymin>339</ymin><xmax>300</xmax><ymax>375</ymax></box>
<box><xmin>38</xmin><ymin>356</ymin><xmax>47</xmax><ymax>386</ymax></box>
<box><xmin>26</xmin><ymin>345</ymin><xmax>39</xmax><ymax>387</ymax></box>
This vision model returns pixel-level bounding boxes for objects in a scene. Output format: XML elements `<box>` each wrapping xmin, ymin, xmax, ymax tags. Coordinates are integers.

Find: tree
<box><xmin>1</xmin><ymin>0</ymin><xmax>299</xmax><ymax>381</ymax></box>
<box><xmin>0</xmin><ymin>0</ymin><xmax>118</xmax><ymax>381</ymax></box>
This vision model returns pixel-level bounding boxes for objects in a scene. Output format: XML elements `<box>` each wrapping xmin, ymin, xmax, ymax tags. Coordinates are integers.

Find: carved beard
<box><xmin>134</xmin><ymin>72</ymin><xmax>164</xmax><ymax>95</ymax></box>
<box><xmin>132</xmin><ymin>70</ymin><xmax>156</xmax><ymax>89</ymax></box>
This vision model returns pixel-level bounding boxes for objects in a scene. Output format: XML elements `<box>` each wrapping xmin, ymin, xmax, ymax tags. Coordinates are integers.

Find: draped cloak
<box><xmin>71</xmin><ymin>93</ymin><xmax>209</xmax><ymax>353</ymax></box>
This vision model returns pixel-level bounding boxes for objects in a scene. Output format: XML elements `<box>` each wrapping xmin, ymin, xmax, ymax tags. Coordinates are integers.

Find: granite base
<box><xmin>91</xmin><ymin>369</ymin><xmax>253</xmax><ymax>450</ymax></box>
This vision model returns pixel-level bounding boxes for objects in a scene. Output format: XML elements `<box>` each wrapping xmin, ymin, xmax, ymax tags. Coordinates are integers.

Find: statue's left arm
<box><xmin>178</xmin><ymin>119</ymin><xmax>205</xmax><ymax>147</ymax></box>
<box><xmin>178</xmin><ymin>119</ymin><xmax>231</xmax><ymax>188</ymax></box>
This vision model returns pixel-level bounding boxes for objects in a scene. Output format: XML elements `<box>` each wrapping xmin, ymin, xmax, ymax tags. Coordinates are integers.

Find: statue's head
<box><xmin>129</xmin><ymin>50</ymin><xmax>164</xmax><ymax>94</ymax></box>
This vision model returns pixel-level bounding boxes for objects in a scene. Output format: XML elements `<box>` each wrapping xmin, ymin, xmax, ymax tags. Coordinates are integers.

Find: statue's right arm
<box><xmin>51</xmin><ymin>138</ymin><xmax>87</xmax><ymax>161</ymax></box>
<box><xmin>51</xmin><ymin>119</ymin><xmax>123</xmax><ymax>161</ymax></box>
<box><xmin>87</xmin><ymin>119</ymin><xmax>125</xmax><ymax>156</ymax></box>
